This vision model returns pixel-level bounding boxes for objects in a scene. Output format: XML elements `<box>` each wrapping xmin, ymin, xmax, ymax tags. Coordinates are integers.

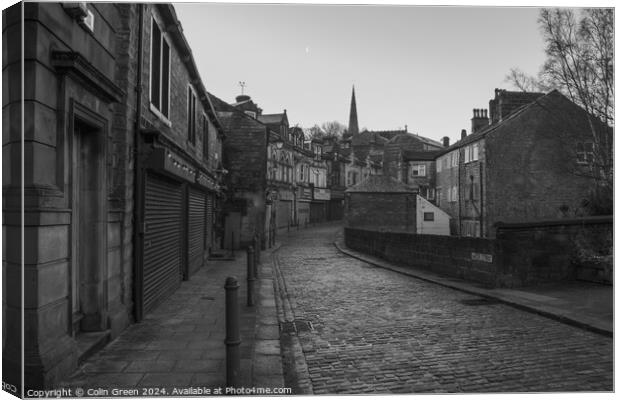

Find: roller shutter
<box><xmin>277</xmin><ymin>200</ymin><xmax>291</xmax><ymax>229</ymax></box>
<box><xmin>188</xmin><ymin>188</ymin><xmax>206</xmax><ymax>275</ymax></box>
<box><xmin>206</xmin><ymin>194</ymin><xmax>214</xmax><ymax>252</ymax></box>
<box><xmin>143</xmin><ymin>173</ymin><xmax>183</xmax><ymax>315</ymax></box>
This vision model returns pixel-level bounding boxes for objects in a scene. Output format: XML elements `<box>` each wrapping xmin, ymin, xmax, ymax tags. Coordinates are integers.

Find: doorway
<box><xmin>71</xmin><ymin>118</ymin><xmax>106</xmax><ymax>335</ymax></box>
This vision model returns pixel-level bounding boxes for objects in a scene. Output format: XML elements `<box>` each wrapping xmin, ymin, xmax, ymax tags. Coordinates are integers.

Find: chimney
<box><xmin>471</xmin><ymin>108</ymin><xmax>489</xmax><ymax>134</ymax></box>
<box><xmin>442</xmin><ymin>136</ymin><xmax>450</xmax><ymax>147</ymax></box>
<box><xmin>461</xmin><ymin>129</ymin><xmax>467</xmax><ymax>140</ymax></box>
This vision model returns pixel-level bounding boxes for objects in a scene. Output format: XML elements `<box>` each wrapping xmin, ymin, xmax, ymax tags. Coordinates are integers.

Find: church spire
<box><xmin>348</xmin><ymin>85</ymin><xmax>359</xmax><ymax>136</ymax></box>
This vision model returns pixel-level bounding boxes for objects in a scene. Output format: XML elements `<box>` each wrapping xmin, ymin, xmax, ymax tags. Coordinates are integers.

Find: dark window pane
<box><xmin>150</xmin><ymin>20</ymin><xmax>161</xmax><ymax>109</ymax></box>
<box><xmin>161</xmin><ymin>39</ymin><xmax>170</xmax><ymax>117</ymax></box>
<box><xmin>424</xmin><ymin>212</ymin><xmax>434</xmax><ymax>221</ymax></box>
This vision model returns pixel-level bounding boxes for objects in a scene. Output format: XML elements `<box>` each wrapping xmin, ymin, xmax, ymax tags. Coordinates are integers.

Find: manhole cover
<box><xmin>280</xmin><ymin>319</ymin><xmax>314</xmax><ymax>334</ymax></box>
<box><xmin>460</xmin><ymin>297</ymin><xmax>501</xmax><ymax>306</ymax></box>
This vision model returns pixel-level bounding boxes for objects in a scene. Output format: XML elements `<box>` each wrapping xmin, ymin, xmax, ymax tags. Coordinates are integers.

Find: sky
<box><xmin>174</xmin><ymin>3</ymin><xmax>549</xmax><ymax>144</ymax></box>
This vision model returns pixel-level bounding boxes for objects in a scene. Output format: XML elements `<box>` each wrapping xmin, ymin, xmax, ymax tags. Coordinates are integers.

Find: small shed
<box><xmin>345</xmin><ymin>175</ymin><xmax>417</xmax><ymax>232</ymax></box>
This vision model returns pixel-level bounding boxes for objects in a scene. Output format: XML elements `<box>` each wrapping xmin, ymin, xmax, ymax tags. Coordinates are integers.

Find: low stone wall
<box><xmin>344</xmin><ymin>216</ymin><xmax>612</xmax><ymax>288</ymax></box>
<box><xmin>344</xmin><ymin>228</ymin><xmax>499</xmax><ymax>287</ymax></box>
<box><xmin>495</xmin><ymin>216</ymin><xmax>612</xmax><ymax>286</ymax></box>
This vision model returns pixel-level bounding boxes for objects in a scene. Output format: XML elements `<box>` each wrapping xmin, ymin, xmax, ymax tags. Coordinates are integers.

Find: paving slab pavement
<box><xmin>61</xmin><ymin>245</ymin><xmax>286</xmax><ymax>394</ymax></box>
<box><xmin>334</xmin><ymin>236</ymin><xmax>613</xmax><ymax>337</ymax></box>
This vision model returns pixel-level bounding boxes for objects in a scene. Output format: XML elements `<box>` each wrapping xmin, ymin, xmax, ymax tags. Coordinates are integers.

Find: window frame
<box><xmin>187</xmin><ymin>85</ymin><xmax>197</xmax><ymax>146</ymax></box>
<box><xmin>576</xmin><ymin>141</ymin><xmax>594</xmax><ymax>164</ymax></box>
<box><xmin>411</xmin><ymin>164</ymin><xmax>426</xmax><ymax>177</ymax></box>
<box><xmin>202</xmin><ymin>113</ymin><xmax>209</xmax><ymax>160</ymax></box>
<box><xmin>149</xmin><ymin>16</ymin><xmax>171</xmax><ymax>124</ymax></box>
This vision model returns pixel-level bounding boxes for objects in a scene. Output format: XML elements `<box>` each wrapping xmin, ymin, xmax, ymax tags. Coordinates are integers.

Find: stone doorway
<box><xmin>71</xmin><ymin>117</ymin><xmax>107</xmax><ymax>335</ymax></box>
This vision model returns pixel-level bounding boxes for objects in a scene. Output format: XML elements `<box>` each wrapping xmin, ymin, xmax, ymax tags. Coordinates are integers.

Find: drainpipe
<box><xmin>457</xmin><ymin>149</ymin><xmax>462</xmax><ymax>236</ymax></box>
<box><xmin>132</xmin><ymin>3</ymin><xmax>145</xmax><ymax>322</ymax></box>
<box><xmin>479</xmin><ymin>161</ymin><xmax>484</xmax><ymax>237</ymax></box>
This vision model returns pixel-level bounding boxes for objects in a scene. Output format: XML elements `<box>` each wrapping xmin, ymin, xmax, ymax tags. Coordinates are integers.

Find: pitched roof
<box><xmin>258</xmin><ymin>113</ymin><xmax>284</xmax><ymax>125</ymax></box>
<box><xmin>436</xmin><ymin>89</ymin><xmax>567</xmax><ymax>156</ymax></box>
<box><xmin>352</xmin><ymin>130</ymin><xmax>389</xmax><ymax>146</ymax></box>
<box><xmin>387</xmin><ymin>132</ymin><xmax>443</xmax><ymax>148</ymax></box>
<box><xmin>346</xmin><ymin>174</ymin><xmax>414</xmax><ymax>193</ymax></box>
<box><xmin>403</xmin><ymin>150</ymin><xmax>440</xmax><ymax>161</ymax></box>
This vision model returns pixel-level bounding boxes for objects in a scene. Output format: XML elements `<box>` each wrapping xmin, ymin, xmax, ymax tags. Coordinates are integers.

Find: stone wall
<box><xmin>345</xmin><ymin>193</ymin><xmax>416</xmax><ymax>232</ymax></box>
<box><xmin>495</xmin><ymin>216</ymin><xmax>612</xmax><ymax>286</ymax></box>
<box><xmin>345</xmin><ymin>227</ymin><xmax>498</xmax><ymax>287</ymax></box>
<box><xmin>345</xmin><ymin>215</ymin><xmax>612</xmax><ymax>288</ymax></box>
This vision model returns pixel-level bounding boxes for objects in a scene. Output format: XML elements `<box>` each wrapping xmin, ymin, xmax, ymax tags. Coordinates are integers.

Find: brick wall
<box><xmin>345</xmin><ymin>227</ymin><xmax>498</xmax><ymax>287</ymax></box>
<box><xmin>345</xmin><ymin>192</ymin><xmax>416</xmax><ymax>232</ymax></box>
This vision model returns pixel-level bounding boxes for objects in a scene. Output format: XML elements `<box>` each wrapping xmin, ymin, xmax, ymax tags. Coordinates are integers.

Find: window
<box><xmin>577</xmin><ymin>142</ymin><xmax>594</xmax><ymax>164</ymax></box>
<box><xmin>423</xmin><ymin>212</ymin><xmax>434</xmax><ymax>221</ymax></box>
<box><xmin>187</xmin><ymin>86</ymin><xmax>197</xmax><ymax>145</ymax></box>
<box><xmin>448</xmin><ymin>186</ymin><xmax>457</xmax><ymax>202</ymax></box>
<box><xmin>150</xmin><ymin>17</ymin><xmax>170</xmax><ymax>118</ymax></box>
<box><xmin>202</xmin><ymin>114</ymin><xmax>209</xmax><ymax>159</ymax></box>
<box><xmin>437</xmin><ymin>157</ymin><xmax>442</xmax><ymax>172</ymax></box>
<box><xmin>451</xmin><ymin>151</ymin><xmax>458</xmax><ymax>167</ymax></box>
<box><xmin>464</xmin><ymin>143</ymin><xmax>480</xmax><ymax>163</ymax></box>
<box><xmin>411</xmin><ymin>164</ymin><xmax>426</xmax><ymax>177</ymax></box>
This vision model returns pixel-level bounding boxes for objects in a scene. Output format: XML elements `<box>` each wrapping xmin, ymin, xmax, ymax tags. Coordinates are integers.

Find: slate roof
<box><xmin>352</xmin><ymin>130</ymin><xmax>389</xmax><ymax>146</ymax></box>
<box><xmin>387</xmin><ymin>132</ymin><xmax>443</xmax><ymax>148</ymax></box>
<box><xmin>403</xmin><ymin>150</ymin><xmax>441</xmax><ymax>161</ymax></box>
<box><xmin>346</xmin><ymin>174</ymin><xmax>414</xmax><ymax>193</ymax></box>
<box><xmin>258</xmin><ymin>113</ymin><xmax>284</xmax><ymax>125</ymax></box>
<box><xmin>208</xmin><ymin>92</ymin><xmax>267</xmax><ymax>132</ymax></box>
<box><xmin>436</xmin><ymin>89</ymin><xmax>574</xmax><ymax>156</ymax></box>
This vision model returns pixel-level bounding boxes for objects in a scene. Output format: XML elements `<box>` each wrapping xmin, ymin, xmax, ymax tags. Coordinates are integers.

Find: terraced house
<box><xmin>434</xmin><ymin>89</ymin><xmax>612</xmax><ymax>237</ymax></box>
<box><xmin>3</xmin><ymin>3</ymin><xmax>225</xmax><ymax>388</ymax></box>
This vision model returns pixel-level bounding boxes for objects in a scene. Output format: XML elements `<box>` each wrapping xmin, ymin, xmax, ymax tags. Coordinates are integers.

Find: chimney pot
<box><xmin>461</xmin><ymin>129</ymin><xmax>467</xmax><ymax>139</ymax></box>
<box><xmin>442</xmin><ymin>136</ymin><xmax>450</xmax><ymax>147</ymax></box>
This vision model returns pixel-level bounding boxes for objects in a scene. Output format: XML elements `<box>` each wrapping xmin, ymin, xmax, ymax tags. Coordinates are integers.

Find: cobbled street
<box><xmin>275</xmin><ymin>224</ymin><xmax>613</xmax><ymax>394</ymax></box>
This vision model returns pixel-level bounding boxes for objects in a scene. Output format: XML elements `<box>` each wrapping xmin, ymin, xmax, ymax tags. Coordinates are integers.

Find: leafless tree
<box><xmin>320</xmin><ymin>121</ymin><xmax>346</xmax><ymax>138</ymax></box>
<box><xmin>504</xmin><ymin>68</ymin><xmax>545</xmax><ymax>92</ymax></box>
<box><xmin>304</xmin><ymin>124</ymin><xmax>324</xmax><ymax>140</ymax></box>
<box><xmin>506</xmin><ymin>8</ymin><xmax>613</xmax><ymax>213</ymax></box>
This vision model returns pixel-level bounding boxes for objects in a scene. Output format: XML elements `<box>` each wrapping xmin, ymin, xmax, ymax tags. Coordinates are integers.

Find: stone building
<box><xmin>322</xmin><ymin>136</ymin><xmax>347</xmax><ymax>220</ymax></box>
<box><xmin>2</xmin><ymin>3</ymin><xmax>225</xmax><ymax>388</ymax></box>
<box><xmin>291</xmin><ymin>126</ymin><xmax>314</xmax><ymax>226</ymax></box>
<box><xmin>208</xmin><ymin>93</ymin><xmax>270</xmax><ymax>249</ymax></box>
<box><xmin>435</xmin><ymin>89</ymin><xmax>610</xmax><ymax>238</ymax></box>
<box><xmin>135</xmin><ymin>4</ymin><xmax>225</xmax><ymax>319</ymax></box>
<box><xmin>308</xmin><ymin>139</ymin><xmax>330</xmax><ymax>223</ymax></box>
<box><xmin>345</xmin><ymin>175</ymin><xmax>417</xmax><ymax>232</ymax></box>
<box><xmin>342</xmin><ymin>87</ymin><xmax>442</xmax><ymax>187</ymax></box>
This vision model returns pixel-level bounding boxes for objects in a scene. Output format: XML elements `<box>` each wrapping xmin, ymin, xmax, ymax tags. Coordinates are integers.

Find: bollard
<box><xmin>246</xmin><ymin>246</ymin><xmax>255</xmax><ymax>307</ymax></box>
<box><xmin>254</xmin><ymin>235</ymin><xmax>260</xmax><ymax>268</ymax></box>
<box><xmin>225</xmin><ymin>277</ymin><xmax>241</xmax><ymax>388</ymax></box>
<box><xmin>229</xmin><ymin>230</ymin><xmax>235</xmax><ymax>258</ymax></box>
